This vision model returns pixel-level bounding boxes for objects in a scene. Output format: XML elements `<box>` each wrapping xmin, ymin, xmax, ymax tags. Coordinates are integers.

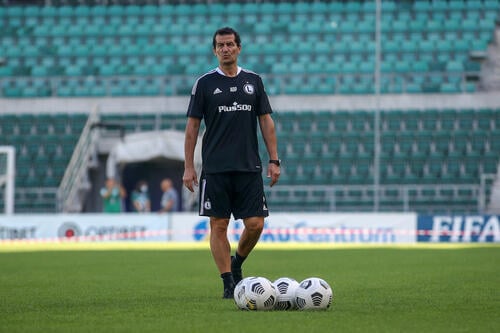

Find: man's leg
<box><xmin>209</xmin><ymin>217</ymin><xmax>234</xmax><ymax>298</ymax></box>
<box><xmin>232</xmin><ymin>216</ymin><xmax>264</xmax><ymax>284</ymax></box>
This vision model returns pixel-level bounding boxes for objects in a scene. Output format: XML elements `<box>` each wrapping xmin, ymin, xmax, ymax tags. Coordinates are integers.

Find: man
<box><xmin>131</xmin><ymin>180</ymin><xmax>151</xmax><ymax>213</ymax></box>
<box><xmin>159</xmin><ymin>178</ymin><xmax>179</xmax><ymax>212</ymax></box>
<box><xmin>100</xmin><ymin>178</ymin><xmax>126</xmax><ymax>213</ymax></box>
<box><xmin>183</xmin><ymin>27</ymin><xmax>280</xmax><ymax>299</ymax></box>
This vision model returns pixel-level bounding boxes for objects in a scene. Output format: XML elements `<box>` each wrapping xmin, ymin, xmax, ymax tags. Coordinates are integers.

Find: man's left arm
<box><xmin>259</xmin><ymin>114</ymin><xmax>280</xmax><ymax>187</ymax></box>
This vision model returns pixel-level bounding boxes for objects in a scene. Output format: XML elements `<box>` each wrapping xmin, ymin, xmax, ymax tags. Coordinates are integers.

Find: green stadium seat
<box><xmin>440</xmin><ymin>82</ymin><xmax>459</xmax><ymax>93</ymax></box>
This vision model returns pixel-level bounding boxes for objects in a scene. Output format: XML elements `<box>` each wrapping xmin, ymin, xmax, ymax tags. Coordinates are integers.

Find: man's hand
<box><xmin>267</xmin><ymin>163</ymin><xmax>280</xmax><ymax>187</ymax></box>
<box><xmin>183</xmin><ymin>167</ymin><xmax>198</xmax><ymax>192</ymax></box>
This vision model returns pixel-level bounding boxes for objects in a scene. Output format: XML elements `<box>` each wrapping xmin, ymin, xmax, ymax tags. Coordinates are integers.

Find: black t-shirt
<box><xmin>187</xmin><ymin>67</ymin><xmax>273</xmax><ymax>174</ymax></box>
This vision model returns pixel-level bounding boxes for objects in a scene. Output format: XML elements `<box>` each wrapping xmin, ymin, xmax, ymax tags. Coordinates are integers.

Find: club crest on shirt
<box><xmin>243</xmin><ymin>83</ymin><xmax>255</xmax><ymax>95</ymax></box>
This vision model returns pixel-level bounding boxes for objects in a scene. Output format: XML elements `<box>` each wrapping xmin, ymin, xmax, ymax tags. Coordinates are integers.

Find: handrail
<box><xmin>57</xmin><ymin>106</ymin><xmax>100</xmax><ymax>212</ymax></box>
<box><xmin>265</xmin><ymin>183</ymin><xmax>485</xmax><ymax>213</ymax></box>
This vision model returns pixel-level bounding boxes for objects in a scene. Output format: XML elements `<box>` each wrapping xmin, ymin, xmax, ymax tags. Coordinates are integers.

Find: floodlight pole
<box><xmin>373</xmin><ymin>0</ymin><xmax>382</xmax><ymax>211</ymax></box>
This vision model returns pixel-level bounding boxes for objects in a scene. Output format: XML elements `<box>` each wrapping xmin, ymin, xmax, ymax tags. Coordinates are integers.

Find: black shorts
<box><xmin>198</xmin><ymin>171</ymin><xmax>269</xmax><ymax>219</ymax></box>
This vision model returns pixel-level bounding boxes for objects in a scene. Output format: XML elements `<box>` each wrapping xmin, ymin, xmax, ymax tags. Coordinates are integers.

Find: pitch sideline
<box><xmin>0</xmin><ymin>241</ymin><xmax>498</xmax><ymax>253</ymax></box>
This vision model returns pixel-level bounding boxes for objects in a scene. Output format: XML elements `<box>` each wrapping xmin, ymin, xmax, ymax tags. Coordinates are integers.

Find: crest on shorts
<box><xmin>243</xmin><ymin>83</ymin><xmax>255</xmax><ymax>95</ymax></box>
<box><xmin>204</xmin><ymin>199</ymin><xmax>211</xmax><ymax>210</ymax></box>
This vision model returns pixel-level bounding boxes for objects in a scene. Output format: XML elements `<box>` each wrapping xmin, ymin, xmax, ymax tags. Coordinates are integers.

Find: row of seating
<box><xmin>2</xmin><ymin>15</ymin><xmax>496</xmax><ymax>37</ymax></box>
<box><xmin>0</xmin><ymin>190</ymin><xmax>57</xmax><ymax>213</ymax></box>
<box><xmin>265</xmin><ymin>185</ymin><xmax>482</xmax><ymax>214</ymax></box>
<box><xmin>0</xmin><ymin>30</ymin><xmax>493</xmax><ymax>50</ymax></box>
<box><xmin>0</xmin><ymin>55</ymin><xmax>481</xmax><ymax>76</ymax></box>
<box><xmin>0</xmin><ymin>40</ymin><xmax>491</xmax><ymax>61</ymax></box>
<box><xmin>0</xmin><ymin>76</ymin><xmax>484</xmax><ymax>96</ymax></box>
<box><xmin>1</xmin><ymin>11</ymin><xmax>496</xmax><ymax>27</ymax></box>
<box><xmin>0</xmin><ymin>72</ymin><xmax>487</xmax><ymax>96</ymax></box>
<box><xmin>0</xmin><ymin>1</ymin><xmax>498</xmax><ymax>17</ymax></box>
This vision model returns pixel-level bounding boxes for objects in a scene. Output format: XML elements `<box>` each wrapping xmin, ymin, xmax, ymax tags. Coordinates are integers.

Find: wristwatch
<box><xmin>269</xmin><ymin>159</ymin><xmax>281</xmax><ymax>167</ymax></box>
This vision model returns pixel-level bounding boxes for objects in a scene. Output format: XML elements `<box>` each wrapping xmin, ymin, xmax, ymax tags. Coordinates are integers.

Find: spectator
<box><xmin>100</xmin><ymin>178</ymin><xmax>126</xmax><ymax>213</ymax></box>
<box><xmin>131</xmin><ymin>180</ymin><xmax>151</xmax><ymax>213</ymax></box>
<box><xmin>159</xmin><ymin>178</ymin><xmax>179</xmax><ymax>212</ymax></box>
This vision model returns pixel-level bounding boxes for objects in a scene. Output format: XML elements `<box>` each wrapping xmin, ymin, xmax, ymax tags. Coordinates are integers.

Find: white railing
<box><xmin>265</xmin><ymin>184</ymin><xmax>485</xmax><ymax>214</ymax></box>
<box><xmin>57</xmin><ymin>107</ymin><xmax>100</xmax><ymax>212</ymax></box>
<box><xmin>484</xmin><ymin>170</ymin><xmax>500</xmax><ymax>214</ymax></box>
<box><xmin>0</xmin><ymin>146</ymin><xmax>15</xmax><ymax>214</ymax></box>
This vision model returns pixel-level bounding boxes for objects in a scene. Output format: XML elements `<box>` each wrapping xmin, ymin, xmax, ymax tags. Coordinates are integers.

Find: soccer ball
<box><xmin>233</xmin><ymin>277</ymin><xmax>254</xmax><ymax>309</ymax></box>
<box><xmin>234</xmin><ymin>277</ymin><xmax>276</xmax><ymax>311</ymax></box>
<box><xmin>273</xmin><ymin>277</ymin><xmax>300</xmax><ymax>310</ymax></box>
<box><xmin>295</xmin><ymin>277</ymin><xmax>333</xmax><ymax>310</ymax></box>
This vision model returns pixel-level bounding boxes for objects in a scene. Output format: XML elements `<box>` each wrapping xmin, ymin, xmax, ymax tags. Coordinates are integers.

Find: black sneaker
<box><xmin>231</xmin><ymin>256</ymin><xmax>243</xmax><ymax>285</ymax></box>
<box><xmin>222</xmin><ymin>284</ymin><xmax>235</xmax><ymax>299</ymax></box>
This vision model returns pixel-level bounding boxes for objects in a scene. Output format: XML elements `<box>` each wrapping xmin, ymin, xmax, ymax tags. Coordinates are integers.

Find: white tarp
<box><xmin>105</xmin><ymin>130</ymin><xmax>202</xmax><ymax>210</ymax></box>
<box><xmin>106</xmin><ymin>130</ymin><xmax>202</xmax><ymax>178</ymax></box>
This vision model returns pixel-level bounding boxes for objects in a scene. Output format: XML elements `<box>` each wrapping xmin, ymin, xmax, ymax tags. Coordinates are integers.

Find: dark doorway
<box><xmin>121</xmin><ymin>158</ymin><xmax>183</xmax><ymax>212</ymax></box>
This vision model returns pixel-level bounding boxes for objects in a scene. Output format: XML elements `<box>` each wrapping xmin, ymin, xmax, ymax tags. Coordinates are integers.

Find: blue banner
<box><xmin>417</xmin><ymin>215</ymin><xmax>500</xmax><ymax>243</ymax></box>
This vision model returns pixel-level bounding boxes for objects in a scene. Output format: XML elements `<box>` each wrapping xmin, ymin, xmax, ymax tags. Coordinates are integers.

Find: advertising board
<box><xmin>417</xmin><ymin>215</ymin><xmax>500</xmax><ymax>243</ymax></box>
<box><xmin>3</xmin><ymin>213</ymin><xmax>497</xmax><ymax>244</ymax></box>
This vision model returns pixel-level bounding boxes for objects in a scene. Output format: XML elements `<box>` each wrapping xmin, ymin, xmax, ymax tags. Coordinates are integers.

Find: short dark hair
<box><xmin>212</xmin><ymin>26</ymin><xmax>241</xmax><ymax>49</ymax></box>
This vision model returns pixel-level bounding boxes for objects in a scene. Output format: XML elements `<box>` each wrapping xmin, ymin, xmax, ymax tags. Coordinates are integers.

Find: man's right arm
<box><xmin>183</xmin><ymin>117</ymin><xmax>201</xmax><ymax>192</ymax></box>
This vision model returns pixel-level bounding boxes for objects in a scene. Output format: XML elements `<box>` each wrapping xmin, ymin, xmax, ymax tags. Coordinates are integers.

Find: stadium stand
<box><xmin>94</xmin><ymin>107</ymin><xmax>500</xmax><ymax>214</ymax></box>
<box><xmin>0</xmin><ymin>0</ymin><xmax>499</xmax><ymax>214</ymax></box>
<box><xmin>0</xmin><ymin>0</ymin><xmax>498</xmax><ymax>96</ymax></box>
<box><xmin>0</xmin><ymin>113</ymin><xmax>86</xmax><ymax>212</ymax></box>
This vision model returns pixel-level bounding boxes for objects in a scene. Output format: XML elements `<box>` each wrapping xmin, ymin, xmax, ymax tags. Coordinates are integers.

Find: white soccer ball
<box><xmin>233</xmin><ymin>277</ymin><xmax>254</xmax><ymax>309</ymax></box>
<box><xmin>234</xmin><ymin>276</ymin><xmax>276</xmax><ymax>311</ymax></box>
<box><xmin>273</xmin><ymin>277</ymin><xmax>300</xmax><ymax>310</ymax></box>
<box><xmin>295</xmin><ymin>277</ymin><xmax>333</xmax><ymax>310</ymax></box>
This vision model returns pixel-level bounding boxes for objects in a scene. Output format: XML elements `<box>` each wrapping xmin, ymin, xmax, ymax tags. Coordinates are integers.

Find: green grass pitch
<box><xmin>0</xmin><ymin>245</ymin><xmax>499</xmax><ymax>333</ymax></box>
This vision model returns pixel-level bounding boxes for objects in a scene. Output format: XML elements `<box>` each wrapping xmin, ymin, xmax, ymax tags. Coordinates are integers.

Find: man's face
<box><xmin>161</xmin><ymin>180</ymin><xmax>171</xmax><ymax>191</ymax></box>
<box><xmin>106</xmin><ymin>179</ymin><xmax>115</xmax><ymax>188</ymax></box>
<box><xmin>213</xmin><ymin>34</ymin><xmax>241</xmax><ymax>66</ymax></box>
